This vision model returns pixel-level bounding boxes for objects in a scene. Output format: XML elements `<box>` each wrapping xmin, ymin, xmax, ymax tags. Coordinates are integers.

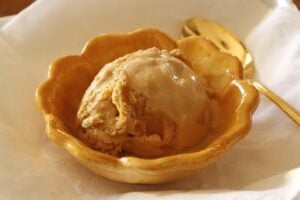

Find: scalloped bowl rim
<box><xmin>36</xmin><ymin>28</ymin><xmax>259</xmax><ymax>176</ymax></box>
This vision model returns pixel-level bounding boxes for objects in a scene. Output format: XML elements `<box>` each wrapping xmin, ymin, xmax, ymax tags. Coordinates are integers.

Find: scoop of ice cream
<box><xmin>77</xmin><ymin>47</ymin><xmax>210</xmax><ymax>157</ymax></box>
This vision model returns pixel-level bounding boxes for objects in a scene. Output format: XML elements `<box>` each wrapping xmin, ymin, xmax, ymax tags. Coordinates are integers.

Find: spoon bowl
<box><xmin>183</xmin><ymin>18</ymin><xmax>300</xmax><ymax>126</ymax></box>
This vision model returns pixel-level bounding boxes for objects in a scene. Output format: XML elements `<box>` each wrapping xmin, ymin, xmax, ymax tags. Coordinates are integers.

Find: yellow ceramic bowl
<box><xmin>36</xmin><ymin>28</ymin><xmax>259</xmax><ymax>184</ymax></box>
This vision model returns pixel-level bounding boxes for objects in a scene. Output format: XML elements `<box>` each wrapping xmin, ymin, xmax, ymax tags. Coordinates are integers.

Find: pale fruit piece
<box><xmin>178</xmin><ymin>36</ymin><xmax>243</xmax><ymax>95</ymax></box>
<box><xmin>183</xmin><ymin>18</ymin><xmax>246</xmax><ymax>63</ymax></box>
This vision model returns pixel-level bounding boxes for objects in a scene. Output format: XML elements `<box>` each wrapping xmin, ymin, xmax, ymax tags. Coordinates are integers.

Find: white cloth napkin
<box><xmin>0</xmin><ymin>0</ymin><xmax>299</xmax><ymax>199</ymax></box>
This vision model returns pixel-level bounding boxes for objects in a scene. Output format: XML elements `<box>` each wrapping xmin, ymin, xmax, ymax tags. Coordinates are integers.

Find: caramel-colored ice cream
<box><xmin>77</xmin><ymin>47</ymin><xmax>210</xmax><ymax>157</ymax></box>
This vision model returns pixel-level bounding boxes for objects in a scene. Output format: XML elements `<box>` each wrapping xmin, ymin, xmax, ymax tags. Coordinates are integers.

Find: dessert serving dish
<box><xmin>36</xmin><ymin>25</ymin><xmax>259</xmax><ymax>184</ymax></box>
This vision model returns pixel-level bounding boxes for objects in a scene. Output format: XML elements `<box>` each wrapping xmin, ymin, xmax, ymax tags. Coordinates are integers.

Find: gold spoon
<box><xmin>182</xmin><ymin>18</ymin><xmax>300</xmax><ymax>126</ymax></box>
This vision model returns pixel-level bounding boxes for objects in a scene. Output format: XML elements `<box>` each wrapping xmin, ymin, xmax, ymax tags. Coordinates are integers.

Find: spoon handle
<box><xmin>182</xmin><ymin>18</ymin><xmax>300</xmax><ymax>126</ymax></box>
<box><xmin>249</xmin><ymin>80</ymin><xmax>300</xmax><ymax>126</ymax></box>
